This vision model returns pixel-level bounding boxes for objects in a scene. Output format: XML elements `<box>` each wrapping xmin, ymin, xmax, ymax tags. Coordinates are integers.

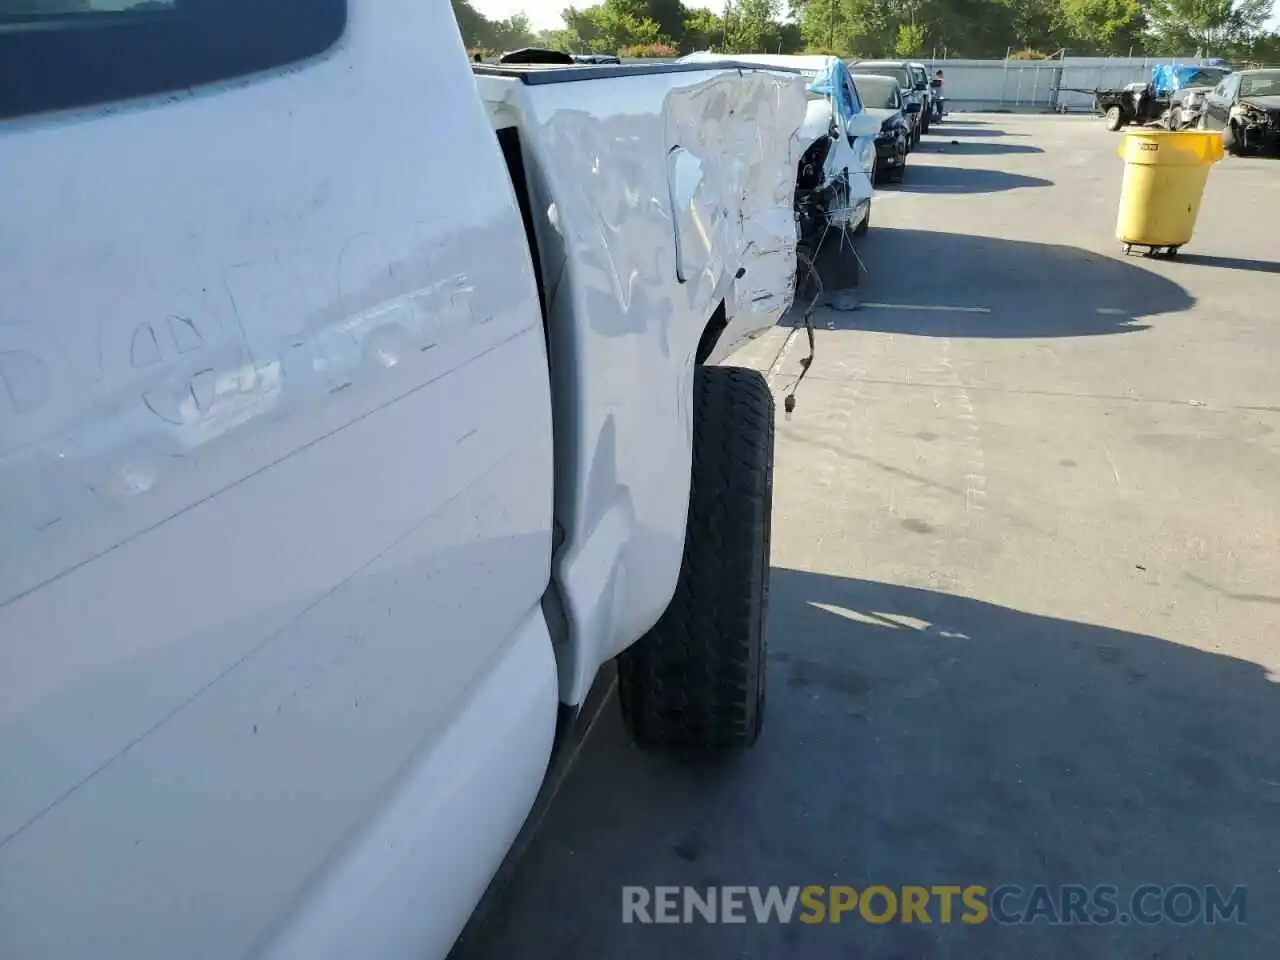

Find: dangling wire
<box><xmin>783</xmin><ymin>247</ymin><xmax>824</xmax><ymax>419</ymax></box>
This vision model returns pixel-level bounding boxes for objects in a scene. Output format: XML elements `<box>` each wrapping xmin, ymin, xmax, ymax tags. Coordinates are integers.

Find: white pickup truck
<box><xmin>0</xmin><ymin>3</ymin><xmax>808</xmax><ymax>958</ymax></box>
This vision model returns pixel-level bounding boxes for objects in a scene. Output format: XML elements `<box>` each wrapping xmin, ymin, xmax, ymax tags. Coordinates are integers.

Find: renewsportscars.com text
<box><xmin>622</xmin><ymin>884</ymin><xmax>1247</xmax><ymax>926</ymax></box>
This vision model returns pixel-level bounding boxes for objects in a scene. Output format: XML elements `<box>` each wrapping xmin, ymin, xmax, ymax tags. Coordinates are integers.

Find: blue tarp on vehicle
<box><xmin>807</xmin><ymin>58</ymin><xmax>862</xmax><ymax>121</ymax></box>
<box><xmin>1151</xmin><ymin>63</ymin><xmax>1231</xmax><ymax>96</ymax></box>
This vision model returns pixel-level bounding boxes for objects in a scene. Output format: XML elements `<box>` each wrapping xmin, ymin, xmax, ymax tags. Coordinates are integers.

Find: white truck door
<box><xmin>0</xmin><ymin>3</ymin><xmax>556</xmax><ymax>958</ymax></box>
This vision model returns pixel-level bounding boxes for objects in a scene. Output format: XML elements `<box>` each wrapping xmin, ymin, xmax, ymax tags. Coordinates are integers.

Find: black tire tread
<box><xmin>617</xmin><ymin>365</ymin><xmax>774</xmax><ymax>751</ymax></box>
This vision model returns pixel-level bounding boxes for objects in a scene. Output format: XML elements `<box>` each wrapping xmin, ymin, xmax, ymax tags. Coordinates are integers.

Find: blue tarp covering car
<box><xmin>806</xmin><ymin>57</ymin><xmax>862</xmax><ymax>125</ymax></box>
<box><xmin>1151</xmin><ymin>63</ymin><xmax>1232</xmax><ymax>97</ymax></box>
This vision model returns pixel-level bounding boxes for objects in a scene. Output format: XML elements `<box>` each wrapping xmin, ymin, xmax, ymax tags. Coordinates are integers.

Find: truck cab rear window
<box><xmin>0</xmin><ymin>0</ymin><xmax>346</xmax><ymax>120</ymax></box>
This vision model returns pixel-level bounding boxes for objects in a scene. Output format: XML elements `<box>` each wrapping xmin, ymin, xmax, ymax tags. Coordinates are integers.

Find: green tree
<box><xmin>1058</xmin><ymin>0</ymin><xmax>1144</xmax><ymax>53</ymax></box>
<box><xmin>451</xmin><ymin>0</ymin><xmax>492</xmax><ymax>48</ymax></box>
<box><xmin>724</xmin><ymin>0</ymin><xmax>784</xmax><ymax>53</ymax></box>
<box><xmin>562</xmin><ymin>2</ymin><xmax>667</xmax><ymax>52</ymax></box>
<box><xmin>894</xmin><ymin>21</ymin><xmax>926</xmax><ymax>55</ymax></box>
<box><xmin>800</xmin><ymin>0</ymin><xmax>894</xmax><ymax>55</ymax></box>
<box><xmin>643</xmin><ymin>0</ymin><xmax>688</xmax><ymax>40</ymax></box>
<box><xmin>1234</xmin><ymin>28</ymin><xmax>1280</xmax><ymax>62</ymax></box>
<box><xmin>994</xmin><ymin>0</ymin><xmax>1065</xmax><ymax>52</ymax></box>
<box><xmin>683</xmin><ymin>6</ymin><xmax>727</xmax><ymax>51</ymax></box>
<box><xmin>778</xmin><ymin>19</ymin><xmax>806</xmax><ymax>51</ymax></box>
<box><xmin>492</xmin><ymin>12</ymin><xmax>538</xmax><ymax>49</ymax></box>
<box><xmin>1146</xmin><ymin>0</ymin><xmax>1273</xmax><ymax>55</ymax></box>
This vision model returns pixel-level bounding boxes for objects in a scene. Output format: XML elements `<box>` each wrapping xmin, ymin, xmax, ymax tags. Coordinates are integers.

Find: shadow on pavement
<box><xmin>449</xmin><ymin>570</ymin><xmax>1278</xmax><ymax>960</ymax></box>
<box><xmin>923</xmin><ymin>141</ymin><xmax>1045</xmax><ymax>156</ymax></box>
<box><xmin>894</xmin><ymin>165</ymin><xmax>1053</xmax><ymax>195</ymax></box>
<box><xmin>793</xmin><ymin>227</ymin><xmax>1194</xmax><ymax>337</ymax></box>
<box><xmin>926</xmin><ymin>125</ymin><xmax>1020</xmax><ymax>138</ymax></box>
<box><xmin>1175</xmin><ymin>253</ymin><xmax>1280</xmax><ymax>275</ymax></box>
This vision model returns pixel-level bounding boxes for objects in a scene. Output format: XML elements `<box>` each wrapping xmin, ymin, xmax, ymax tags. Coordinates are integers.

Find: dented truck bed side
<box><xmin>474</xmin><ymin>63</ymin><xmax>807</xmax><ymax>706</ymax></box>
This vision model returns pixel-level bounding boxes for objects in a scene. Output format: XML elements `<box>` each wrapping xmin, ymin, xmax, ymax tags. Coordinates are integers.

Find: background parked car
<box><xmin>1164</xmin><ymin>65</ymin><xmax>1232</xmax><ymax>129</ymax></box>
<box><xmin>849</xmin><ymin>60</ymin><xmax>925</xmax><ymax>147</ymax></box>
<box><xmin>909</xmin><ymin>62</ymin><xmax>932</xmax><ymax>133</ymax></box>
<box><xmin>682</xmin><ymin>53</ymin><xmax>880</xmax><ymax>243</ymax></box>
<box><xmin>852</xmin><ymin>72</ymin><xmax>913</xmax><ymax>184</ymax></box>
<box><xmin>1199</xmin><ymin>69</ymin><xmax>1280</xmax><ymax>155</ymax></box>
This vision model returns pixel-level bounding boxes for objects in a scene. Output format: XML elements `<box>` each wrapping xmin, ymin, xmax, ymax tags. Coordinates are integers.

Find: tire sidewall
<box><xmin>616</xmin><ymin>365</ymin><xmax>774</xmax><ymax>750</ymax></box>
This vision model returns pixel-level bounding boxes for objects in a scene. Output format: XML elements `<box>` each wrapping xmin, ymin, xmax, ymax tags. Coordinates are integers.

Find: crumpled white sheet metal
<box><xmin>661</xmin><ymin>68</ymin><xmax>810</xmax><ymax>358</ymax></box>
<box><xmin>481</xmin><ymin>65</ymin><xmax>808</xmax><ymax>705</ymax></box>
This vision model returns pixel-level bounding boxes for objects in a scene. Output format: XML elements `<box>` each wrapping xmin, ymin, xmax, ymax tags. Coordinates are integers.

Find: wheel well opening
<box><xmin>695</xmin><ymin>299</ymin><xmax>729</xmax><ymax>365</ymax></box>
<box><xmin>495</xmin><ymin>126</ymin><xmax>549</xmax><ymax>344</ymax></box>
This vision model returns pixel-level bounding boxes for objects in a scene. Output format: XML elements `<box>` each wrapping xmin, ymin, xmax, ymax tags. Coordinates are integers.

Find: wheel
<box><xmin>920</xmin><ymin>110</ymin><xmax>930</xmax><ymax>135</ymax></box>
<box><xmin>617</xmin><ymin>365</ymin><xmax>773</xmax><ymax>750</ymax></box>
<box><xmin>1224</xmin><ymin>121</ymin><xmax>1242</xmax><ymax>155</ymax></box>
<box><xmin>872</xmin><ymin>159</ymin><xmax>885</xmax><ymax>186</ymax></box>
<box><xmin>891</xmin><ymin>155</ymin><xmax>906</xmax><ymax>183</ymax></box>
<box><xmin>1168</xmin><ymin>106</ymin><xmax>1182</xmax><ymax>130</ymax></box>
<box><xmin>853</xmin><ymin>204</ymin><xmax>870</xmax><ymax>236</ymax></box>
<box><xmin>1105</xmin><ymin>106</ymin><xmax>1124</xmax><ymax>131</ymax></box>
<box><xmin>1123</xmin><ymin>243</ymin><xmax>1133</xmax><ymax>255</ymax></box>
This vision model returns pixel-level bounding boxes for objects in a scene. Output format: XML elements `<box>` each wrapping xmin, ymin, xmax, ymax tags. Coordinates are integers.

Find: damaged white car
<box><xmin>680</xmin><ymin>53</ymin><xmax>882</xmax><ymax>253</ymax></box>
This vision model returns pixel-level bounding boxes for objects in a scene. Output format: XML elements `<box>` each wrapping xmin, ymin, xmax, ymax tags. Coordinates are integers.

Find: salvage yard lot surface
<box><xmin>452</xmin><ymin>115</ymin><xmax>1280</xmax><ymax>959</ymax></box>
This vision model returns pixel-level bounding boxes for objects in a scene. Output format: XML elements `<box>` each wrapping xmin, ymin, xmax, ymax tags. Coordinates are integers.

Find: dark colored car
<box><xmin>1199</xmin><ymin>69</ymin><xmax>1280</xmax><ymax>154</ymax></box>
<box><xmin>908</xmin><ymin>62</ymin><xmax>932</xmax><ymax>133</ymax></box>
<box><xmin>849</xmin><ymin>60</ymin><xmax>924</xmax><ymax>148</ymax></box>
<box><xmin>852</xmin><ymin>72</ymin><xmax>915</xmax><ymax>184</ymax></box>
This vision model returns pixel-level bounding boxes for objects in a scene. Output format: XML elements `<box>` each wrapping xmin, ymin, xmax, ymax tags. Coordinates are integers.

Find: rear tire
<box><xmin>617</xmin><ymin>366</ymin><xmax>773</xmax><ymax>751</ymax></box>
<box><xmin>1105</xmin><ymin>106</ymin><xmax>1124</xmax><ymax>131</ymax></box>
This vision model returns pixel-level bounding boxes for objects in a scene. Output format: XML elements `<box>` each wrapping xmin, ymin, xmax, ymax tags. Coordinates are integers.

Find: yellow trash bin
<box><xmin>1115</xmin><ymin>130</ymin><xmax>1224</xmax><ymax>257</ymax></box>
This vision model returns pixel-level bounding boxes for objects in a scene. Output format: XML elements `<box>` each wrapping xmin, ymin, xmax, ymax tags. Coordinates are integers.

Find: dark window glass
<box><xmin>1240</xmin><ymin>71</ymin><xmax>1280</xmax><ymax>98</ymax></box>
<box><xmin>853</xmin><ymin>75</ymin><xmax>901</xmax><ymax>110</ymax></box>
<box><xmin>1</xmin><ymin>0</ymin><xmax>346</xmax><ymax>120</ymax></box>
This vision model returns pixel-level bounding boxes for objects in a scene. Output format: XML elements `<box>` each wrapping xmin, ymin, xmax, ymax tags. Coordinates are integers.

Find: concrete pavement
<box><xmin>452</xmin><ymin>114</ymin><xmax>1280</xmax><ymax>960</ymax></box>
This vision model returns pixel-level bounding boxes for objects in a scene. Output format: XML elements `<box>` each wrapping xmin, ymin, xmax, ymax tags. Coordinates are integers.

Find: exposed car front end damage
<box><xmin>791</xmin><ymin>89</ymin><xmax>873</xmax><ymax>249</ymax></box>
<box><xmin>1230</xmin><ymin>97</ymin><xmax>1280</xmax><ymax>152</ymax></box>
<box><xmin>679</xmin><ymin>53</ymin><xmax>879</xmax><ymax>267</ymax></box>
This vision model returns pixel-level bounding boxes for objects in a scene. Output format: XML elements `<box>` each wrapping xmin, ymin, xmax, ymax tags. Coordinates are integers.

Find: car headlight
<box><xmin>855</xmin><ymin>137</ymin><xmax>876</xmax><ymax>176</ymax></box>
